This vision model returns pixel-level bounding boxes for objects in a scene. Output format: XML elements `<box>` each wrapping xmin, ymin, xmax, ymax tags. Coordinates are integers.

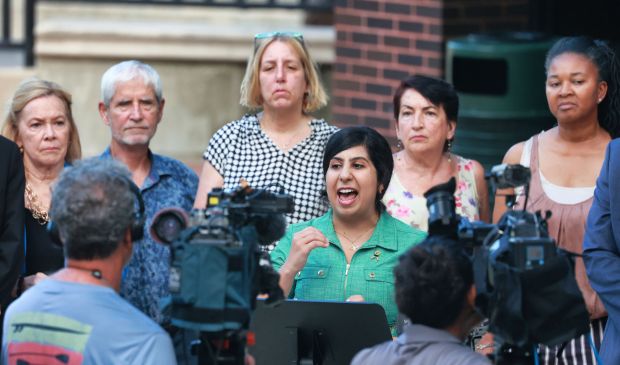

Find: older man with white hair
<box><xmin>98</xmin><ymin>60</ymin><xmax>198</xmax><ymax>326</ymax></box>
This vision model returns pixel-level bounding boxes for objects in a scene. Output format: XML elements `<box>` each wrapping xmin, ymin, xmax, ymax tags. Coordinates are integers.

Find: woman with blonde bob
<box><xmin>2</xmin><ymin>78</ymin><xmax>81</xmax><ymax>293</ymax></box>
<box><xmin>195</xmin><ymin>31</ymin><xmax>337</xmax><ymax>250</ymax></box>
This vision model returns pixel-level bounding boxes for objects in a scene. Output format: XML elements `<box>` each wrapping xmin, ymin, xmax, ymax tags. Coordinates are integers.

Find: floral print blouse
<box><xmin>382</xmin><ymin>155</ymin><xmax>480</xmax><ymax>232</ymax></box>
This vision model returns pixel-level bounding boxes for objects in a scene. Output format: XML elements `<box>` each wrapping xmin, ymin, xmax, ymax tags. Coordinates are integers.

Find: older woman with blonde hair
<box><xmin>194</xmin><ymin>31</ymin><xmax>337</xmax><ymax>250</ymax></box>
<box><xmin>2</xmin><ymin>78</ymin><xmax>81</xmax><ymax>293</ymax></box>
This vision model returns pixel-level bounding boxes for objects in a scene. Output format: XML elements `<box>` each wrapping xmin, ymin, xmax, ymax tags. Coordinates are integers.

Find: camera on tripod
<box><xmin>425</xmin><ymin>164</ymin><xmax>590</xmax><ymax>364</ymax></box>
<box><xmin>150</xmin><ymin>180</ymin><xmax>294</xmax><ymax>364</ymax></box>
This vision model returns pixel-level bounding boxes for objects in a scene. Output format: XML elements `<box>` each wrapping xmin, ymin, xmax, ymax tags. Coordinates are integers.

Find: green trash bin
<box><xmin>446</xmin><ymin>32</ymin><xmax>557</xmax><ymax>170</ymax></box>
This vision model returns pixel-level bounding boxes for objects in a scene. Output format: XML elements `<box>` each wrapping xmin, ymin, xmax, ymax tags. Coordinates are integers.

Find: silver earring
<box><xmin>447</xmin><ymin>140</ymin><xmax>452</xmax><ymax>163</ymax></box>
<box><xmin>397</xmin><ymin>140</ymin><xmax>403</xmax><ymax>150</ymax></box>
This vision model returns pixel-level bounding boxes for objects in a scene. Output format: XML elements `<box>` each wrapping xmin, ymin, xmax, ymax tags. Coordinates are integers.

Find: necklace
<box><xmin>336</xmin><ymin>225</ymin><xmax>376</xmax><ymax>251</ymax></box>
<box><xmin>263</xmin><ymin>121</ymin><xmax>311</xmax><ymax>151</ymax></box>
<box><xmin>25</xmin><ymin>181</ymin><xmax>49</xmax><ymax>225</ymax></box>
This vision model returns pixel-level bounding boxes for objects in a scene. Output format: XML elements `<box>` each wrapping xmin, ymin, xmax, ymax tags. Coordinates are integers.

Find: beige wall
<box><xmin>1</xmin><ymin>2</ymin><xmax>334</xmax><ymax>169</ymax></box>
<box><xmin>36</xmin><ymin>59</ymin><xmax>247</xmax><ymax>168</ymax></box>
<box><xmin>0</xmin><ymin>68</ymin><xmax>36</xmax><ymax>115</ymax></box>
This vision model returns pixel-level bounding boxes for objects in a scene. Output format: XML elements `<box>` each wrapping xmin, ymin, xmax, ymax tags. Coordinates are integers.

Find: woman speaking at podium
<box><xmin>271</xmin><ymin>127</ymin><xmax>426</xmax><ymax>335</ymax></box>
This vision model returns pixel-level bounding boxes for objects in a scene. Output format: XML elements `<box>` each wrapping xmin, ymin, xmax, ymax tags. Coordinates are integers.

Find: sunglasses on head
<box><xmin>253</xmin><ymin>31</ymin><xmax>305</xmax><ymax>52</ymax></box>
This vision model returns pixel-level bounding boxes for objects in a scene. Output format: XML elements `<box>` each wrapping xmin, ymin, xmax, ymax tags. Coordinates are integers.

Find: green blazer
<box><xmin>271</xmin><ymin>209</ymin><xmax>426</xmax><ymax>333</ymax></box>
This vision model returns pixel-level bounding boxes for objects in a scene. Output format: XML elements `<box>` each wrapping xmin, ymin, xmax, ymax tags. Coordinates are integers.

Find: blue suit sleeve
<box><xmin>583</xmin><ymin>141</ymin><xmax>620</xmax><ymax>329</ymax></box>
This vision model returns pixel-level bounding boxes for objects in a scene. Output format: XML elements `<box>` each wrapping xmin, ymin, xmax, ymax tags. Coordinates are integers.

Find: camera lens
<box><xmin>151</xmin><ymin>209</ymin><xmax>188</xmax><ymax>244</ymax></box>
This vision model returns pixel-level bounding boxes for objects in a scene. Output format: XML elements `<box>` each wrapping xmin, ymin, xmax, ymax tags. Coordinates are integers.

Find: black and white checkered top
<box><xmin>203</xmin><ymin>114</ymin><xmax>338</xmax><ymax>249</ymax></box>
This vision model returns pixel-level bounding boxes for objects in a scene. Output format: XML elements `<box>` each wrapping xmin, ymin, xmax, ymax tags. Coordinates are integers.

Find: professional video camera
<box><xmin>425</xmin><ymin>164</ymin><xmax>589</xmax><ymax>365</ymax></box>
<box><xmin>151</xmin><ymin>180</ymin><xmax>294</xmax><ymax>365</ymax></box>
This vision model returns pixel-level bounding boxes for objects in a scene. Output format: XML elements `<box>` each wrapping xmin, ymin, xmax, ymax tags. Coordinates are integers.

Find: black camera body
<box><xmin>152</xmin><ymin>182</ymin><xmax>293</xmax><ymax>364</ymax></box>
<box><xmin>425</xmin><ymin>164</ymin><xmax>589</xmax><ymax>362</ymax></box>
<box><xmin>489</xmin><ymin>210</ymin><xmax>556</xmax><ymax>270</ymax></box>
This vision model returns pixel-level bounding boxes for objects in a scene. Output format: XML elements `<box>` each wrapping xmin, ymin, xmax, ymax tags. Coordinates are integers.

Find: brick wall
<box><xmin>332</xmin><ymin>0</ymin><xmax>530</xmax><ymax>142</ymax></box>
<box><xmin>444</xmin><ymin>0</ymin><xmax>530</xmax><ymax>37</ymax></box>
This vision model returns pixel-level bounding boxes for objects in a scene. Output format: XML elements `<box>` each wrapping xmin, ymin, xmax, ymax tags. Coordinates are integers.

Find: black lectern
<box><xmin>249</xmin><ymin>299</ymin><xmax>392</xmax><ymax>365</ymax></box>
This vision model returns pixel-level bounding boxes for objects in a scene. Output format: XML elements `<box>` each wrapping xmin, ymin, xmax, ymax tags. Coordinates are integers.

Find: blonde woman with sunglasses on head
<box><xmin>194</xmin><ymin>32</ymin><xmax>337</xmax><ymax>251</ymax></box>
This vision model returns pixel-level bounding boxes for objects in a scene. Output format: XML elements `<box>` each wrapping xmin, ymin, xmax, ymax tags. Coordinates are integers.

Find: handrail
<box><xmin>1</xmin><ymin>0</ymin><xmax>34</xmax><ymax>65</ymax></box>
<box><xmin>2</xmin><ymin>0</ymin><xmax>10</xmax><ymax>42</ymax></box>
<box><xmin>25</xmin><ymin>0</ymin><xmax>34</xmax><ymax>66</ymax></box>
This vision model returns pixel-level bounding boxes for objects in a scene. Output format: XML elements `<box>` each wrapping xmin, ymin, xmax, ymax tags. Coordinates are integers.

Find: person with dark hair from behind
<box><xmin>352</xmin><ymin>236</ymin><xmax>490</xmax><ymax>365</ymax></box>
<box><xmin>2</xmin><ymin>158</ymin><xmax>176</xmax><ymax>364</ymax></box>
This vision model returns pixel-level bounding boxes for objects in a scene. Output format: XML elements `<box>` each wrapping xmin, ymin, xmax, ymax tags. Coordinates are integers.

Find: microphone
<box><xmin>150</xmin><ymin>208</ymin><xmax>189</xmax><ymax>244</ymax></box>
<box><xmin>253</xmin><ymin>213</ymin><xmax>288</xmax><ymax>246</ymax></box>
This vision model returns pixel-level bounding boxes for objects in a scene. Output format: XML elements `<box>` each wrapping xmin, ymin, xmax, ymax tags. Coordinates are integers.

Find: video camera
<box><xmin>151</xmin><ymin>180</ymin><xmax>294</xmax><ymax>365</ymax></box>
<box><xmin>425</xmin><ymin>164</ymin><xmax>589</xmax><ymax>364</ymax></box>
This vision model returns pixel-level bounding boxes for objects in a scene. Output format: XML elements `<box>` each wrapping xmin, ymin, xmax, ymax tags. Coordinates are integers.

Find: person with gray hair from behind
<box><xmin>2</xmin><ymin>158</ymin><xmax>176</xmax><ymax>364</ymax></box>
<box><xmin>97</xmin><ymin>61</ymin><xmax>197</xmax><ymax>340</ymax></box>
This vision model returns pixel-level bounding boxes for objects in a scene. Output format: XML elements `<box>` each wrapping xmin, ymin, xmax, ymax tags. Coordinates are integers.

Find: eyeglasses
<box><xmin>253</xmin><ymin>31</ymin><xmax>305</xmax><ymax>52</ymax></box>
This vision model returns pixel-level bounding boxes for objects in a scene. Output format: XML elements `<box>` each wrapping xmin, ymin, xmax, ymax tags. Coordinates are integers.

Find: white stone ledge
<box><xmin>35</xmin><ymin>5</ymin><xmax>335</xmax><ymax>63</ymax></box>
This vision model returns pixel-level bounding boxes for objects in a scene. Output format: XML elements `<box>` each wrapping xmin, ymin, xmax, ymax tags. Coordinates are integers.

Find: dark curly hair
<box><xmin>394</xmin><ymin>236</ymin><xmax>473</xmax><ymax>328</ymax></box>
<box><xmin>545</xmin><ymin>36</ymin><xmax>620</xmax><ymax>138</ymax></box>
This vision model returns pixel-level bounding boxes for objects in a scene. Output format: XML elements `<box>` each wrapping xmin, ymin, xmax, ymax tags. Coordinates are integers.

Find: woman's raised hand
<box><xmin>284</xmin><ymin>227</ymin><xmax>329</xmax><ymax>273</ymax></box>
<box><xmin>277</xmin><ymin>227</ymin><xmax>329</xmax><ymax>297</ymax></box>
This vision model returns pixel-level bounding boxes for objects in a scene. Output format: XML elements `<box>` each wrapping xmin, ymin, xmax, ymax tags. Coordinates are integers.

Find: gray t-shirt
<box><xmin>352</xmin><ymin>324</ymin><xmax>491</xmax><ymax>365</ymax></box>
<box><xmin>3</xmin><ymin>279</ymin><xmax>176</xmax><ymax>365</ymax></box>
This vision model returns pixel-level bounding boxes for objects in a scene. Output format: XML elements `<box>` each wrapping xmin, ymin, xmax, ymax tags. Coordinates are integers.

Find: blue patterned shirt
<box><xmin>100</xmin><ymin>148</ymin><xmax>198</xmax><ymax>324</ymax></box>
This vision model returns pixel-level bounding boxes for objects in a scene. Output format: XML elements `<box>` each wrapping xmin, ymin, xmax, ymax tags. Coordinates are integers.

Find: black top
<box><xmin>0</xmin><ymin>136</ymin><xmax>24</xmax><ymax>308</ymax></box>
<box><xmin>0</xmin><ymin>136</ymin><xmax>24</xmax><ymax>344</ymax></box>
<box><xmin>24</xmin><ymin>208</ymin><xmax>63</xmax><ymax>275</ymax></box>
